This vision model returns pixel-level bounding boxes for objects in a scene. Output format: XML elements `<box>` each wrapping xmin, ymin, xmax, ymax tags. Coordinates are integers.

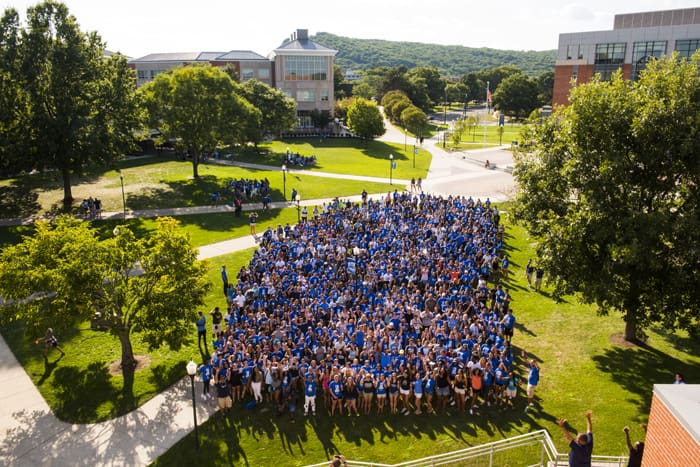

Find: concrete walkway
<box><xmin>0</xmin><ymin>121</ymin><xmax>516</xmax><ymax>466</ymax></box>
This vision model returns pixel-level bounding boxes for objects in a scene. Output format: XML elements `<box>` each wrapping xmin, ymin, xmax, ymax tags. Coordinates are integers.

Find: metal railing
<box><xmin>304</xmin><ymin>430</ymin><xmax>628</xmax><ymax>467</ymax></box>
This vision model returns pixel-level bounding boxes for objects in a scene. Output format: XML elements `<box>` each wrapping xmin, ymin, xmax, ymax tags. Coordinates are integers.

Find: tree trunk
<box><xmin>61</xmin><ymin>167</ymin><xmax>73</xmax><ymax>209</ymax></box>
<box><xmin>192</xmin><ymin>154</ymin><xmax>199</xmax><ymax>178</ymax></box>
<box><xmin>624</xmin><ymin>315</ymin><xmax>637</xmax><ymax>342</ymax></box>
<box><xmin>118</xmin><ymin>330</ymin><xmax>137</xmax><ymax>372</ymax></box>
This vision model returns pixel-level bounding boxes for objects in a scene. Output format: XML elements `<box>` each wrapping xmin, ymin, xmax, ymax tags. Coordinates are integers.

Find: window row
<box><xmin>283</xmin><ymin>56</ymin><xmax>329</xmax><ymax>81</ymax></box>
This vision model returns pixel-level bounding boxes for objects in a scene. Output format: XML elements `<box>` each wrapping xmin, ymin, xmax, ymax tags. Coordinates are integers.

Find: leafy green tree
<box><xmin>333</xmin><ymin>64</ymin><xmax>346</xmax><ymax>98</ymax></box>
<box><xmin>450</xmin><ymin>118</ymin><xmax>467</xmax><ymax>147</ymax></box>
<box><xmin>0</xmin><ymin>216</ymin><xmax>210</xmax><ymax>387</ymax></box>
<box><xmin>380</xmin><ymin>90</ymin><xmax>408</xmax><ymax>120</ymax></box>
<box><xmin>492</xmin><ymin>73</ymin><xmax>540</xmax><ymax>119</ymax></box>
<box><xmin>346</xmin><ymin>97</ymin><xmax>385</xmax><ymax>145</ymax></box>
<box><xmin>460</xmin><ymin>72</ymin><xmax>484</xmax><ymax>105</ymax></box>
<box><xmin>513</xmin><ymin>55</ymin><xmax>700</xmax><ymax>341</ymax></box>
<box><xmin>400</xmin><ymin>105</ymin><xmax>428</xmax><ymax>137</ymax></box>
<box><xmin>140</xmin><ymin>64</ymin><xmax>260</xmax><ymax>178</ymax></box>
<box><xmin>351</xmin><ymin>81</ymin><xmax>375</xmax><ymax>100</ymax></box>
<box><xmin>310</xmin><ymin>109</ymin><xmax>332</xmax><ymax>129</ymax></box>
<box><xmin>465</xmin><ymin>115</ymin><xmax>479</xmax><ymax>142</ymax></box>
<box><xmin>476</xmin><ymin>65</ymin><xmax>523</xmax><ymax>95</ymax></box>
<box><xmin>407</xmin><ymin>67</ymin><xmax>445</xmax><ymax>108</ymax></box>
<box><xmin>445</xmin><ymin>82</ymin><xmax>469</xmax><ymax>106</ymax></box>
<box><xmin>389</xmin><ymin>98</ymin><xmax>412</xmax><ymax>124</ymax></box>
<box><xmin>2</xmin><ymin>1</ymin><xmax>141</xmax><ymax>207</ymax></box>
<box><xmin>537</xmin><ymin>70</ymin><xmax>555</xmax><ymax>106</ymax></box>
<box><xmin>239</xmin><ymin>79</ymin><xmax>296</xmax><ymax>143</ymax></box>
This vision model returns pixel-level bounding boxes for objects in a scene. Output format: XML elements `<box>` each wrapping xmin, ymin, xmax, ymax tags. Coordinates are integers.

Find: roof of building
<box><xmin>129</xmin><ymin>50</ymin><xmax>269</xmax><ymax>64</ymax></box>
<box><xmin>275</xmin><ymin>38</ymin><xmax>336</xmax><ymax>52</ymax></box>
<box><xmin>654</xmin><ymin>384</ymin><xmax>700</xmax><ymax>444</ymax></box>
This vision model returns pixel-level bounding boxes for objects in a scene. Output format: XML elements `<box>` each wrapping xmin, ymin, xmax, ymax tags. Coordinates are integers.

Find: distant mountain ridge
<box><xmin>312</xmin><ymin>32</ymin><xmax>555</xmax><ymax>78</ymax></box>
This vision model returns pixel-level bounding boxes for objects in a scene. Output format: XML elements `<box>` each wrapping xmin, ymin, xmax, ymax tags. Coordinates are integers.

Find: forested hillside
<box><xmin>312</xmin><ymin>32</ymin><xmax>555</xmax><ymax>77</ymax></box>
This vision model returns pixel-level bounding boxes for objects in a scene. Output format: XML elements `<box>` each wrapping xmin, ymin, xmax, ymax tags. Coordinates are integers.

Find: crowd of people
<box><xmin>80</xmin><ymin>197</ymin><xmax>102</xmax><ymax>219</ymax></box>
<box><xmin>285</xmin><ymin>150</ymin><xmax>317</xmax><ymax>167</ymax></box>
<box><xmin>211</xmin><ymin>177</ymin><xmax>272</xmax><ymax>214</ymax></box>
<box><xmin>198</xmin><ymin>192</ymin><xmax>531</xmax><ymax>421</ymax></box>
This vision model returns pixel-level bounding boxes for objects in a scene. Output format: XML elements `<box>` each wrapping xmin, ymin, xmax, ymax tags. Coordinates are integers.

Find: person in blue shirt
<box><xmin>412</xmin><ymin>372</ymin><xmax>424</xmax><ymax>415</ymax></box>
<box><xmin>558</xmin><ymin>410</ymin><xmax>593</xmax><ymax>467</ymax></box>
<box><xmin>303</xmin><ymin>373</ymin><xmax>317</xmax><ymax>416</ymax></box>
<box><xmin>375</xmin><ymin>373</ymin><xmax>388</xmax><ymax>414</ymax></box>
<box><xmin>199</xmin><ymin>359</ymin><xmax>213</xmax><ymax>400</ymax></box>
<box><xmin>221</xmin><ymin>265</ymin><xmax>229</xmax><ymax>297</ymax></box>
<box><xmin>526</xmin><ymin>360</ymin><xmax>540</xmax><ymax>409</ymax></box>
<box><xmin>329</xmin><ymin>373</ymin><xmax>344</xmax><ymax>415</ymax></box>
<box><xmin>196</xmin><ymin>312</ymin><xmax>208</xmax><ymax>355</ymax></box>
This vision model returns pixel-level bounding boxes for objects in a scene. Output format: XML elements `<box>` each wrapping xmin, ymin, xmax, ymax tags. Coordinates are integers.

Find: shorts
<box><xmin>506</xmin><ymin>388</ymin><xmax>517</xmax><ymax>398</ymax></box>
<box><xmin>377</xmin><ymin>393</ymin><xmax>386</xmax><ymax>399</ymax></box>
<box><xmin>213</xmin><ymin>323</ymin><xmax>221</xmax><ymax>333</ymax></box>
<box><xmin>454</xmin><ymin>387</ymin><xmax>465</xmax><ymax>395</ymax></box>
<box><xmin>400</xmin><ymin>388</ymin><xmax>410</xmax><ymax>396</ymax></box>
<box><xmin>414</xmin><ymin>393</ymin><xmax>422</xmax><ymax>399</ymax></box>
<box><xmin>527</xmin><ymin>384</ymin><xmax>536</xmax><ymax>398</ymax></box>
<box><xmin>218</xmin><ymin>396</ymin><xmax>232</xmax><ymax>409</ymax></box>
<box><xmin>437</xmin><ymin>386</ymin><xmax>450</xmax><ymax>397</ymax></box>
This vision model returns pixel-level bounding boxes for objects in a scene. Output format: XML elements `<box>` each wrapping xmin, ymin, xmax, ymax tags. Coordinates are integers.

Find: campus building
<box><xmin>128</xmin><ymin>29</ymin><xmax>337</xmax><ymax>126</ymax></box>
<box><xmin>553</xmin><ymin>7</ymin><xmax>700</xmax><ymax>106</ymax></box>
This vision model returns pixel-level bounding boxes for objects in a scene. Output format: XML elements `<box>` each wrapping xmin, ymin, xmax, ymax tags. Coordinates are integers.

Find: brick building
<box><xmin>643</xmin><ymin>384</ymin><xmax>700</xmax><ymax>466</ymax></box>
<box><xmin>553</xmin><ymin>7</ymin><xmax>700</xmax><ymax>106</ymax></box>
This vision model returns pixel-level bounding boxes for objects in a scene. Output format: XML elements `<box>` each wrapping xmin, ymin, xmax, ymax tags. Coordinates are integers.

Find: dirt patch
<box><xmin>108</xmin><ymin>354</ymin><xmax>152</xmax><ymax>376</ymax></box>
<box><xmin>610</xmin><ymin>333</ymin><xmax>638</xmax><ymax>349</ymax></box>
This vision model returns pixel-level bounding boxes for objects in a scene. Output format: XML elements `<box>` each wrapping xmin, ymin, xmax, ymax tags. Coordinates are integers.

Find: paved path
<box><xmin>0</xmin><ymin>120</ymin><xmax>515</xmax><ymax>466</ymax></box>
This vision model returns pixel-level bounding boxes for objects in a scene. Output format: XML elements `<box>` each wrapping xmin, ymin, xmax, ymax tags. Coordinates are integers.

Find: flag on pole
<box><xmin>486</xmin><ymin>81</ymin><xmax>492</xmax><ymax>104</ymax></box>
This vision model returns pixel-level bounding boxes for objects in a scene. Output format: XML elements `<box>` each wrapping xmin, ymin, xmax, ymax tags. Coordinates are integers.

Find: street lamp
<box><xmin>295</xmin><ymin>193</ymin><xmax>301</xmax><ymax>222</ymax></box>
<box><xmin>281</xmin><ymin>164</ymin><xmax>287</xmax><ymax>200</ymax></box>
<box><xmin>186</xmin><ymin>360</ymin><xmax>200</xmax><ymax>451</ymax></box>
<box><xmin>118</xmin><ymin>170</ymin><xmax>126</xmax><ymax>219</ymax></box>
<box><xmin>389</xmin><ymin>154</ymin><xmax>394</xmax><ymax>185</ymax></box>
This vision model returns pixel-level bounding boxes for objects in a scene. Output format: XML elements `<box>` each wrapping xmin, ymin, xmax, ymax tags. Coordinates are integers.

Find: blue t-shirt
<box><xmin>528</xmin><ymin>366</ymin><xmax>540</xmax><ymax>385</ymax></box>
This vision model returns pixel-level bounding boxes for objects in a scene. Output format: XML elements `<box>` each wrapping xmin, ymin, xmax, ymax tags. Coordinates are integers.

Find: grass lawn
<box><xmin>150</xmin><ymin>221</ymin><xmax>700</xmax><ymax>466</ymax></box>
<box><xmin>0</xmin><ymin>248</ymin><xmax>256</xmax><ymax>423</ymax></box>
<box><xmin>443</xmin><ymin>124</ymin><xmax>526</xmax><ymax>151</ymax></box>
<box><xmin>231</xmin><ymin>139</ymin><xmax>431</xmax><ymax>180</ymax></box>
<box><xmin>0</xmin><ymin>156</ymin><xmax>395</xmax><ymax>219</ymax></box>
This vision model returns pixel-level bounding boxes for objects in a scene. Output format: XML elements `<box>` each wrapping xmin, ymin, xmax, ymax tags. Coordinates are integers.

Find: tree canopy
<box><xmin>492</xmin><ymin>73</ymin><xmax>540</xmax><ymax>119</ymax></box>
<box><xmin>140</xmin><ymin>64</ymin><xmax>260</xmax><ymax>178</ymax></box>
<box><xmin>0</xmin><ymin>1</ymin><xmax>141</xmax><ymax>206</ymax></box>
<box><xmin>346</xmin><ymin>97</ymin><xmax>385</xmax><ymax>145</ymax></box>
<box><xmin>0</xmin><ymin>216</ymin><xmax>210</xmax><ymax>383</ymax></box>
<box><xmin>513</xmin><ymin>54</ymin><xmax>700</xmax><ymax>340</ymax></box>
<box><xmin>239</xmin><ymin>79</ymin><xmax>297</xmax><ymax>145</ymax></box>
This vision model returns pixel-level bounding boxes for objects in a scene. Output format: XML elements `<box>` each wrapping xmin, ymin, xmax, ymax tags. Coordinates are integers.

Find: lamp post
<box><xmin>295</xmin><ymin>193</ymin><xmax>301</xmax><ymax>222</ymax></box>
<box><xmin>281</xmin><ymin>164</ymin><xmax>287</xmax><ymax>201</ymax></box>
<box><xmin>389</xmin><ymin>154</ymin><xmax>394</xmax><ymax>185</ymax></box>
<box><xmin>186</xmin><ymin>360</ymin><xmax>200</xmax><ymax>451</ymax></box>
<box><xmin>118</xmin><ymin>170</ymin><xmax>126</xmax><ymax>219</ymax></box>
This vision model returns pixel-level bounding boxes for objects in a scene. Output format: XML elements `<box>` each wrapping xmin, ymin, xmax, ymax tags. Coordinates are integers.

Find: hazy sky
<box><xmin>1</xmin><ymin>0</ymin><xmax>698</xmax><ymax>59</ymax></box>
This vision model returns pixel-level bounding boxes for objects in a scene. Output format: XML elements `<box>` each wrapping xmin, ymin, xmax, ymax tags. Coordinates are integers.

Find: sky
<box><xmin>1</xmin><ymin>0</ymin><xmax>699</xmax><ymax>59</ymax></box>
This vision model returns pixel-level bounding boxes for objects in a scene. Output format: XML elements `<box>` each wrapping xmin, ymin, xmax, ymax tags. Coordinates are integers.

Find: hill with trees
<box><xmin>312</xmin><ymin>32</ymin><xmax>555</xmax><ymax>78</ymax></box>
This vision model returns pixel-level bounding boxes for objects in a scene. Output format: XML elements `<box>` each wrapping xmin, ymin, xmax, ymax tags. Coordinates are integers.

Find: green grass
<box><xmin>231</xmin><ymin>139</ymin><xmax>431</xmax><ymax>180</ymax></box>
<box><xmin>0</xmin><ymin>155</ymin><xmax>396</xmax><ymax>218</ymax></box>
<box><xmin>445</xmin><ymin>124</ymin><xmax>526</xmax><ymax>151</ymax></box>
<box><xmin>0</xmin><ymin>248</ymin><xmax>256</xmax><ymax>423</ymax></box>
<box><xmin>151</xmin><ymin>220</ymin><xmax>700</xmax><ymax>466</ymax></box>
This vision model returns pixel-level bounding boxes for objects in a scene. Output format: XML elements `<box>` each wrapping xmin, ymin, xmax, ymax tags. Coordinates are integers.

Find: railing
<box><xmin>304</xmin><ymin>430</ymin><xmax>628</xmax><ymax>467</ymax></box>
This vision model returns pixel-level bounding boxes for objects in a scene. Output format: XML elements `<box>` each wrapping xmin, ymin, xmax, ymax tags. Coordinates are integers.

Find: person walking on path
<box><xmin>39</xmin><ymin>327</ymin><xmax>65</xmax><ymax>357</ymax></box>
<box><xmin>249</xmin><ymin>212</ymin><xmax>258</xmax><ymax>236</ymax></box>
<box><xmin>557</xmin><ymin>410</ymin><xmax>593</xmax><ymax>467</ymax></box>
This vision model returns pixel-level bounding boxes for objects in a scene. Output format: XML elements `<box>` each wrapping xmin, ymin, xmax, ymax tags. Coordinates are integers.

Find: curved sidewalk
<box><xmin>0</xmin><ymin>127</ymin><xmax>516</xmax><ymax>466</ymax></box>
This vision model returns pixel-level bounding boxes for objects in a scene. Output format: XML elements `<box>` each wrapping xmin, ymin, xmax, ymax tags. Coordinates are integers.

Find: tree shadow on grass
<box><xmin>0</xmin><ymin>184</ymin><xmax>41</xmax><ymax>218</ymax></box>
<box><xmin>592</xmin><ymin>340</ymin><xmax>700</xmax><ymax>417</ymax></box>
<box><xmin>51</xmin><ymin>361</ymin><xmax>117</xmax><ymax>423</ymax></box>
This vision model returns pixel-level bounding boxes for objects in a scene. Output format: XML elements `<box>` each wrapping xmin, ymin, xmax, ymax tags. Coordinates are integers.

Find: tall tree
<box><xmin>346</xmin><ymin>97</ymin><xmax>385</xmax><ymax>145</ymax></box>
<box><xmin>140</xmin><ymin>64</ymin><xmax>260</xmax><ymax>178</ymax></box>
<box><xmin>513</xmin><ymin>55</ymin><xmax>700</xmax><ymax>341</ymax></box>
<box><xmin>239</xmin><ymin>79</ymin><xmax>296</xmax><ymax>144</ymax></box>
<box><xmin>4</xmin><ymin>1</ymin><xmax>141</xmax><ymax>207</ymax></box>
<box><xmin>400</xmin><ymin>105</ymin><xmax>428</xmax><ymax>137</ymax></box>
<box><xmin>536</xmin><ymin>70</ymin><xmax>555</xmax><ymax>106</ymax></box>
<box><xmin>406</xmin><ymin>66</ymin><xmax>445</xmax><ymax>108</ymax></box>
<box><xmin>492</xmin><ymin>73</ymin><xmax>540</xmax><ymax>119</ymax></box>
<box><xmin>0</xmin><ymin>216</ymin><xmax>210</xmax><ymax>389</ymax></box>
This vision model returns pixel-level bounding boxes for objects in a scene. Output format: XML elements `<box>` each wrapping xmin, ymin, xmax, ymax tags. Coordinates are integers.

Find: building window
<box><xmin>137</xmin><ymin>70</ymin><xmax>148</xmax><ymax>79</ymax></box>
<box><xmin>241</xmin><ymin>68</ymin><xmax>254</xmax><ymax>80</ymax></box>
<box><xmin>283</xmin><ymin>56</ymin><xmax>328</xmax><ymax>81</ymax></box>
<box><xmin>675</xmin><ymin>39</ymin><xmax>700</xmax><ymax>59</ymax></box>
<box><xmin>567</xmin><ymin>44</ymin><xmax>580</xmax><ymax>60</ymax></box>
<box><xmin>258</xmin><ymin>68</ymin><xmax>270</xmax><ymax>79</ymax></box>
<box><xmin>632</xmin><ymin>41</ymin><xmax>666</xmax><ymax>80</ymax></box>
<box><xmin>296</xmin><ymin>90</ymin><xmax>316</xmax><ymax>102</ymax></box>
<box><xmin>594</xmin><ymin>43</ymin><xmax>626</xmax><ymax>81</ymax></box>
<box><xmin>572</xmin><ymin>65</ymin><xmax>579</xmax><ymax>84</ymax></box>
<box><xmin>320</xmin><ymin>89</ymin><xmax>329</xmax><ymax>101</ymax></box>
